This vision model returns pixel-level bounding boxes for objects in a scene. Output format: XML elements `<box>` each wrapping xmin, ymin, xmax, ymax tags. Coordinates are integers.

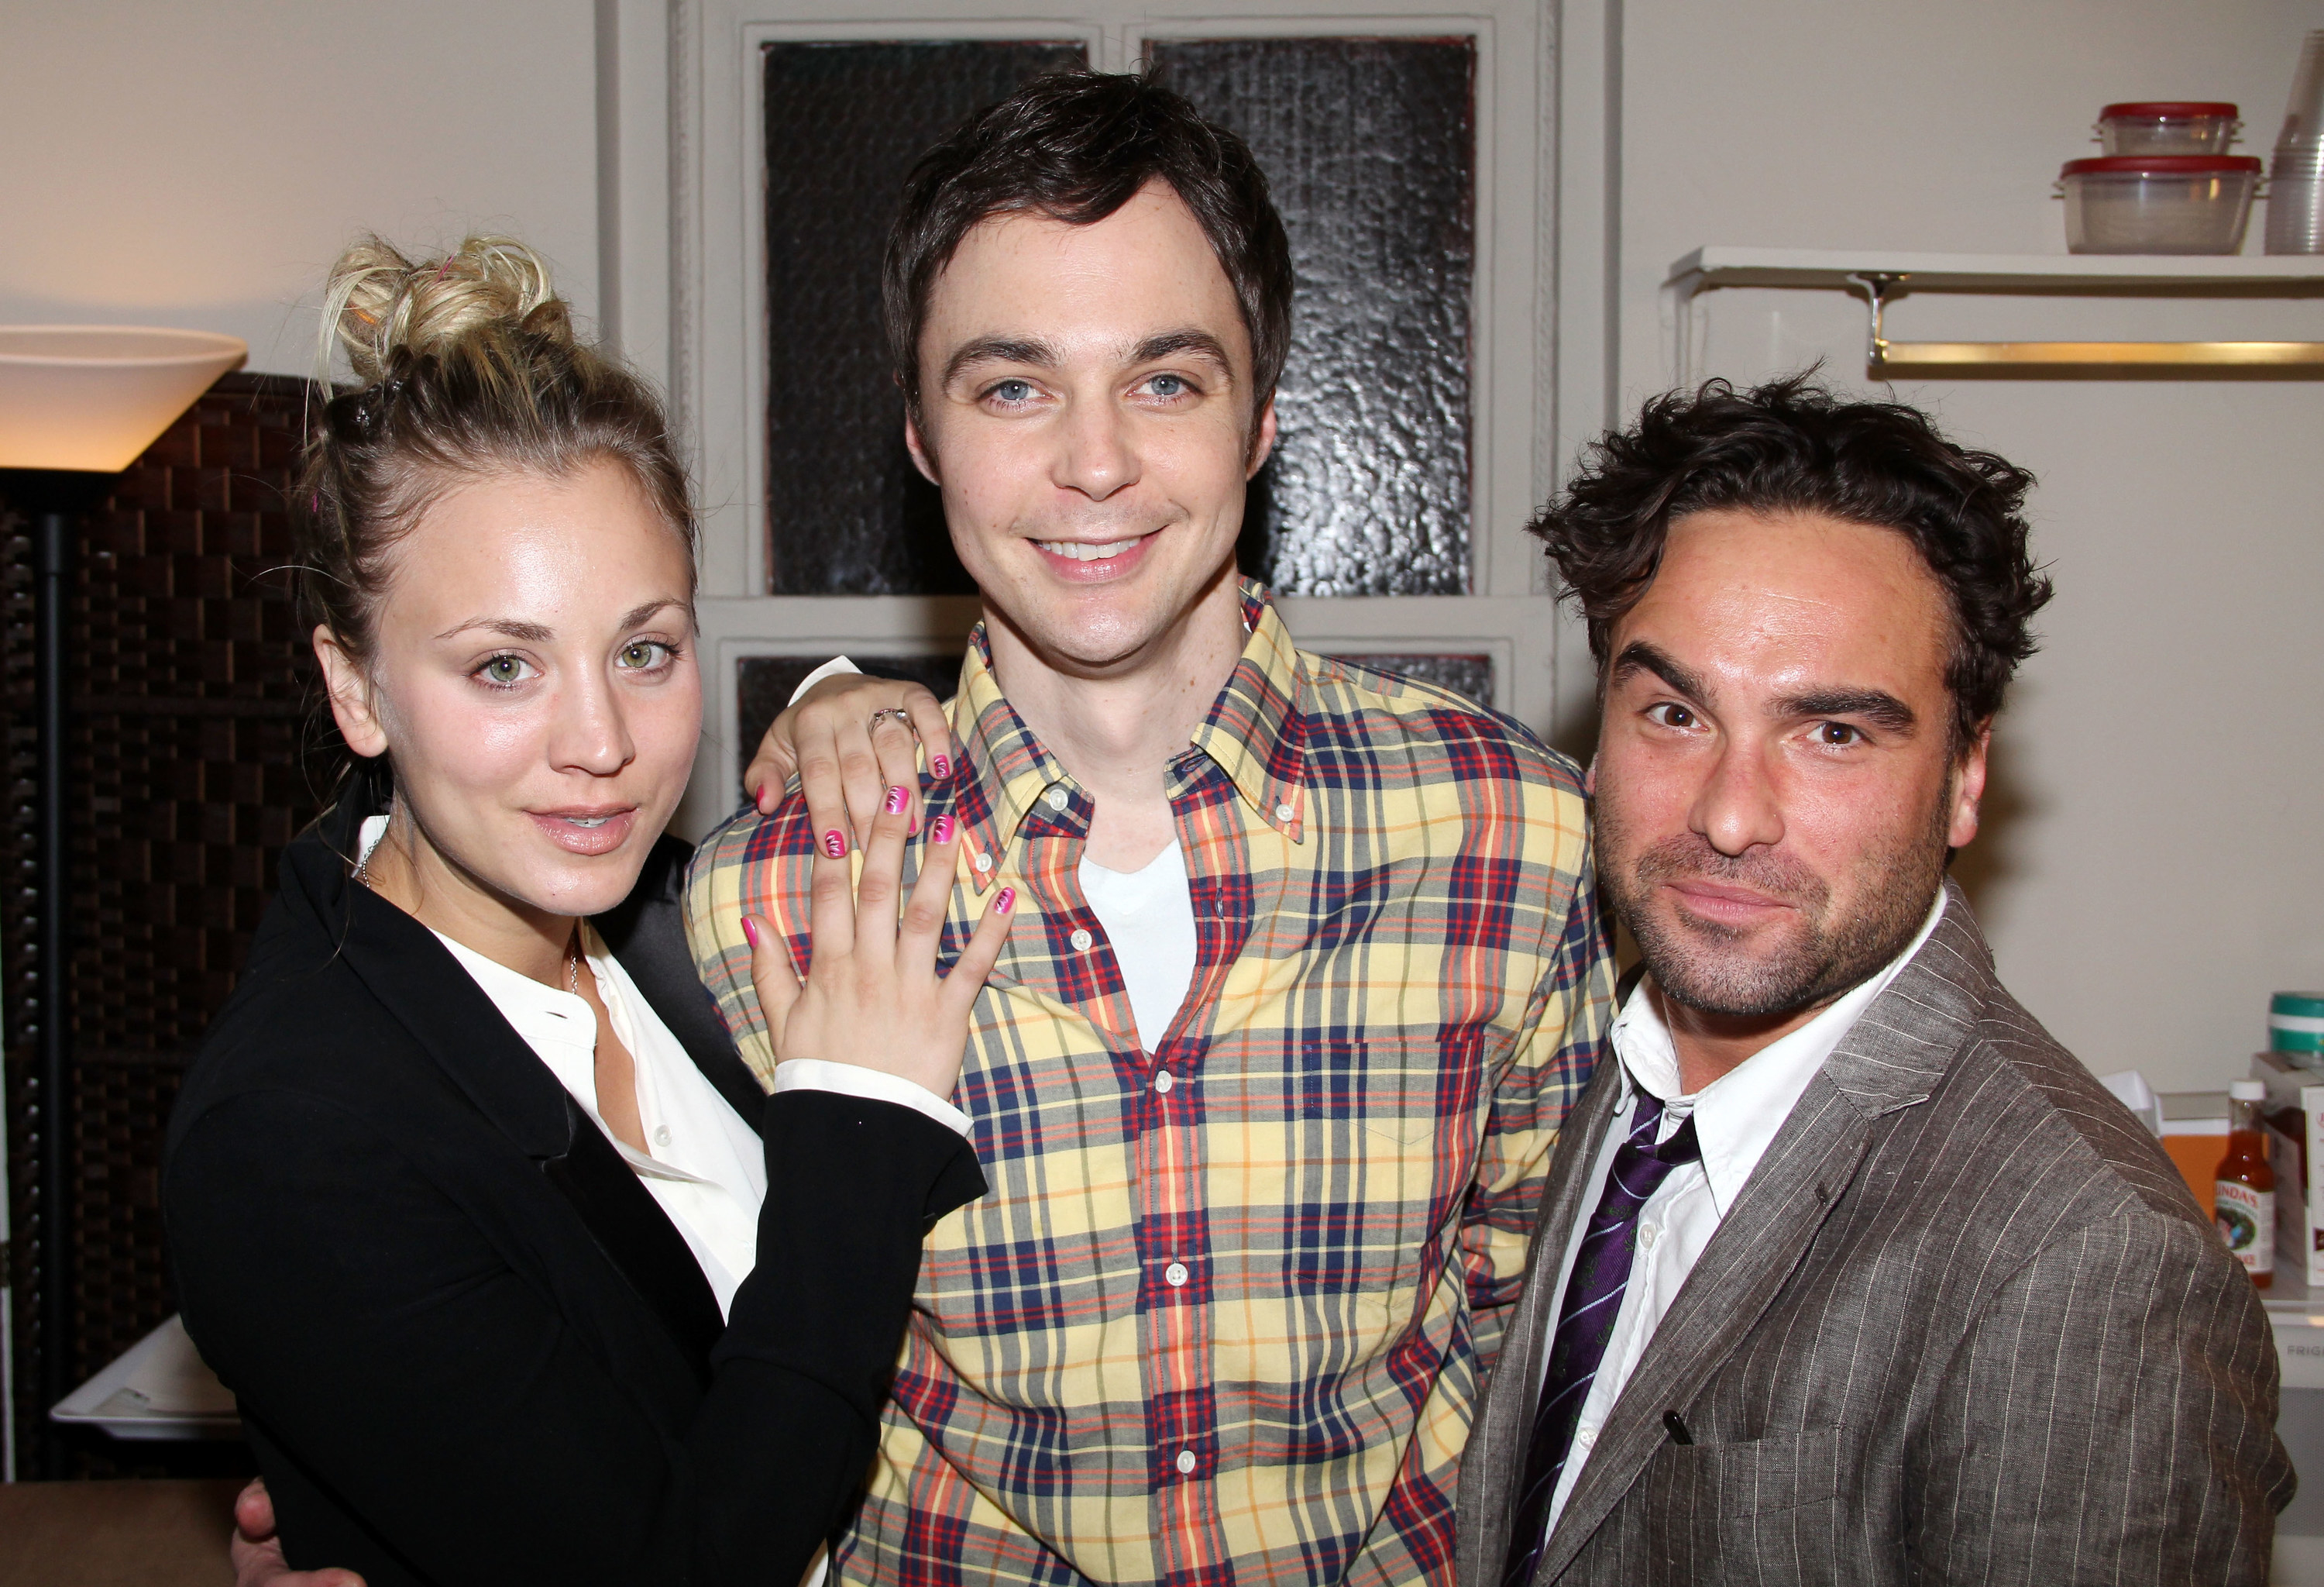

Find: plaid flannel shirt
<box><xmin>685</xmin><ymin>586</ymin><xmax>1612</xmax><ymax>1586</ymax></box>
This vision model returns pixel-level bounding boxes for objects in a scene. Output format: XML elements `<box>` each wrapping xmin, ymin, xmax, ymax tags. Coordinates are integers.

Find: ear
<box><xmin>1583</xmin><ymin>750</ymin><xmax>1598</xmax><ymax>799</ymax></box>
<box><xmin>1946</xmin><ymin>721</ymin><xmax>1992</xmax><ymax>849</ymax></box>
<box><xmin>314</xmin><ymin>625</ymin><xmax>390</xmax><ymax>759</ymax></box>
<box><xmin>1245</xmin><ymin>392</ymin><xmax>1279</xmax><ymax>478</ymax></box>
<box><xmin>903</xmin><ymin>403</ymin><xmax>941</xmax><ymax>487</ymax></box>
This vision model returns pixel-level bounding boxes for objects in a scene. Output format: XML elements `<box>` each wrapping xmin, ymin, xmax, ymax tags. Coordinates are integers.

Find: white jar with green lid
<box><xmin>2270</xmin><ymin>991</ymin><xmax>2324</xmax><ymax>1054</ymax></box>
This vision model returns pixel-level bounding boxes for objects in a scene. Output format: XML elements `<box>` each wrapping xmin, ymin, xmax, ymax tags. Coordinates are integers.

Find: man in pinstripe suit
<box><xmin>1458</xmin><ymin>375</ymin><xmax>2293</xmax><ymax>1586</ymax></box>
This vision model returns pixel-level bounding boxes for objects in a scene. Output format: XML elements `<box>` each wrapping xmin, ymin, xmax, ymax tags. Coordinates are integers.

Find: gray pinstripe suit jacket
<box><xmin>1456</xmin><ymin>880</ymin><xmax>2294</xmax><ymax>1585</ymax></box>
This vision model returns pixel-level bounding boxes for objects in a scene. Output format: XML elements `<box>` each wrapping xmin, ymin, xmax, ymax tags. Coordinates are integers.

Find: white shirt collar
<box><xmin>1610</xmin><ymin>890</ymin><xmax>1946</xmax><ymax>1216</ymax></box>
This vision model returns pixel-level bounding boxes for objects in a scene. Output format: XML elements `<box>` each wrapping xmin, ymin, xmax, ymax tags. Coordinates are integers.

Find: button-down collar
<box><xmin>942</xmin><ymin>581</ymin><xmax>1309</xmax><ymax>893</ymax></box>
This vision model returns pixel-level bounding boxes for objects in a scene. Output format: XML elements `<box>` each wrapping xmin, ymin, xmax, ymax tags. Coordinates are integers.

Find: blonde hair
<box><xmin>295</xmin><ymin>234</ymin><xmax>696</xmax><ymax>667</ymax></box>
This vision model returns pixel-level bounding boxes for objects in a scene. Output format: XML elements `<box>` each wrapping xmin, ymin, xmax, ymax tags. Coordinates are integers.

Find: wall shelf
<box><xmin>1662</xmin><ymin>246</ymin><xmax>2324</xmax><ymax>381</ymax></box>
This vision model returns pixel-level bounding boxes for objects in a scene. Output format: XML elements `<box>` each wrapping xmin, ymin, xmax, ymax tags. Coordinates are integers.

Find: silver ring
<box><xmin>867</xmin><ymin>707</ymin><xmax>906</xmax><ymax>731</ymax></box>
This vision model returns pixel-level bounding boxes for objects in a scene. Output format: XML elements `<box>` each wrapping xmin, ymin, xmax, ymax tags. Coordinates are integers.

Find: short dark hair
<box><xmin>881</xmin><ymin>69</ymin><xmax>1294</xmax><ymax>419</ymax></box>
<box><xmin>1532</xmin><ymin>374</ymin><xmax>2052</xmax><ymax>755</ymax></box>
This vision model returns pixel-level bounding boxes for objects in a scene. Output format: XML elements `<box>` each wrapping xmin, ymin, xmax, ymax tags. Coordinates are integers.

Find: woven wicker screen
<box><xmin>3</xmin><ymin>371</ymin><xmax>329</xmax><ymax>1475</ymax></box>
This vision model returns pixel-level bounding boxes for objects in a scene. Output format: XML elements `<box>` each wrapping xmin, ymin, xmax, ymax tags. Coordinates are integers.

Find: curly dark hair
<box><xmin>882</xmin><ymin>69</ymin><xmax>1293</xmax><ymax>421</ymax></box>
<box><xmin>1532</xmin><ymin>374</ymin><xmax>2053</xmax><ymax>754</ymax></box>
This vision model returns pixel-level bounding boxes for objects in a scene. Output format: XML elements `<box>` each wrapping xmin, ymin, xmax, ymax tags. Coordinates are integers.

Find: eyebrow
<box><xmin>942</xmin><ymin>335</ymin><xmax>1060</xmax><ymax>387</ymax></box>
<box><xmin>939</xmin><ymin>327</ymin><xmax>1236</xmax><ymax>390</ymax></box>
<box><xmin>1129</xmin><ymin>329</ymin><xmax>1234</xmax><ymax>377</ymax></box>
<box><xmin>1609</xmin><ymin>640</ymin><xmax>1709</xmax><ymax>702</ymax></box>
<box><xmin>1612</xmin><ymin>639</ymin><xmax>1920</xmax><ymax>733</ymax></box>
<box><xmin>1778</xmin><ymin>687</ymin><xmax>1918</xmax><ymax>734</ymax></box>
<box><xmin>434</xmin><ymin>599</ymin><xmax>685</xmax><ymax>645</ymax></box>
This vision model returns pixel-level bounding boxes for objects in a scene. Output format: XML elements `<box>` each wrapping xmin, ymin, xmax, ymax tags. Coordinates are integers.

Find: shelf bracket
<box><xmin>1848</xmin><ymin>270</ymin><xmax>2324</xmax><ymax>370</ymax></box>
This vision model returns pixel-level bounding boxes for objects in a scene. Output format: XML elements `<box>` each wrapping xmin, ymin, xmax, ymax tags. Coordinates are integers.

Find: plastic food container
<box><xmin>2060</xmin><ymin>155</ymin><xmax>2260</xmax><ymax>253</ymax></box>
<box><xmin>2097</xmin><ymin>101</ymin><xmax>2241</xmax><ymax>156</ymax></box>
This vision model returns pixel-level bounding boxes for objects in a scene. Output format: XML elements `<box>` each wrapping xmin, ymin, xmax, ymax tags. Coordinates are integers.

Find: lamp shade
<box><xmin>0</xmin><ymin>326</ymin><xmax>249</xmax><ymax>472</ymax></box>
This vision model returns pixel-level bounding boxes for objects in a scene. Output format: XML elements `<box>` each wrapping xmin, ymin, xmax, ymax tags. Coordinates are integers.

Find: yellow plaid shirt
<box><xmin>685</xmin><ymin>587</ymin><xmax>1611</xmax><ymax>1585</ymax></box>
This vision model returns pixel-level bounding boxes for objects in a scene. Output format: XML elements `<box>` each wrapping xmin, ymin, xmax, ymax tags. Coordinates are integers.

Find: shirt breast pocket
<box><xmin>1336</xmin><ymin>1028</ymin><xmax>1485</xmax><ymax>1148</ymax></box>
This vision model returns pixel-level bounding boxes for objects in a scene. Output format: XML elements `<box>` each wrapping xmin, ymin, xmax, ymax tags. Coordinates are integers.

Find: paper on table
<box><xmin>52</xmin><ymin>1313</ymin><xmax>239</xmax><ymax>1437</ymax></box>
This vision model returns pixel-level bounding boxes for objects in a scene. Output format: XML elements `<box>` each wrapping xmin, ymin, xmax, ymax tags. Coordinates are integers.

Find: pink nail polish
<box><xmin>931</xmin><ymin>754</ymin><xmax>952</xmax><ymax>780</ymax></box>
<box><xmin>740</xmin><ymin>914</ymin><xmax>761</xmax><ymax>948</ymax></box>
<box><xmin>930</xmin><ymin>814</ymin><xmax>956</xmax><ymax>845</ymax></box>
<box><xmin>885</xmin><ymin>784</ymin><xmax>909</xmax><ymax>815</ymax></box>
<box><xmin>822</xmin><ymin>829</ymin><xmax>848</xmax><ymax>859</ymax></box>
<box><xmin>994</xmin><ymin>886</ymin><xmax>1016</xmax><ymax>915</ymax></box>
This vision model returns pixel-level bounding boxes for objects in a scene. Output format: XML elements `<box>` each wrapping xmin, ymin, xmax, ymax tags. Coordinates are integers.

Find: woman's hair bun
<box><xmin>319</xmin><ymin>235</ymin><xmax>572</xmax><ymax>385</ymax></box>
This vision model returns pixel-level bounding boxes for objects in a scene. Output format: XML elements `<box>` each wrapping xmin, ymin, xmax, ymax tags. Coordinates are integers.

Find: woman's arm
<box><xmin>171</xmin><ymin>1081</ymin><xmax>978</xmax><ymax>1587</ymax></box>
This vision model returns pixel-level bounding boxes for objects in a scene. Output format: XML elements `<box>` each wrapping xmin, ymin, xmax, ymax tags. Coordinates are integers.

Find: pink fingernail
<box><xmin>931</xmin><ymin>754</ymin><xmax>952</xmax><ymax>780</ymax></box>
<box><xmin>741</xmin><ymin>914</ymin><xmax>761</xmax><ymax>948</ymax></box>
<box><xmin>994</xmin><ymin>886</ymin><xmax>1016</xmax><ymax>915</ymax></box>
<box><xmin>931</xmin><ymin>814</ymin><xmax>956</xmax><ymax>845</ymax></box>
<box><xmin>885</xmin><ymin>784</ymin><xmax>909</xmax><ymax>815</ymax></box>
<box><xmin>822</xmin><ymin>829</ymin><xmax>848</xmax><ymax>859</ymax></box>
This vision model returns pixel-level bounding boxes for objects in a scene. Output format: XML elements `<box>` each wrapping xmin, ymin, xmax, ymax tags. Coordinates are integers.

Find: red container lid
<box><xmin>2099</xmin><ymin>102</ymin><xmax>2239</xmax><ymax>120</ymax></box>
<box><xmin>2061</xmin><ymin>154</ymin><xmax>2262</xmax><ymax>175</ymax></box>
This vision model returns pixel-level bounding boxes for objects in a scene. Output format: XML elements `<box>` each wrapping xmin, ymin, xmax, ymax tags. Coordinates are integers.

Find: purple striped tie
<box><xmin>1501</xmin><ymin>1093</ymin><xmax>1701</xmax><ymax>1587</ymax></box>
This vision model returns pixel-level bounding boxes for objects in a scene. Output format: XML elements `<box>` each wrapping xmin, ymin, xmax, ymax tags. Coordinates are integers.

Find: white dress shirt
<box><xmin>353</xmin><ymin>817</ymin><xmax>968</xmax><ymax>1317</ymax></box>
<box><xmin>1535</xmin><ymin>890</ymin><xmax>1947</xmax><ymax>1536</ymax></box>
<box><xmin>434</xmin><ymin>925</ymin><xmax>769</xmax><ymax>1316</ymax></box>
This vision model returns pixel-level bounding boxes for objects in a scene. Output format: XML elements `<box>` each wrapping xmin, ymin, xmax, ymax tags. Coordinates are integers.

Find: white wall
<box><xmin>0</xmin><ymin>0</ymin><xmax>601</xmax><ymax>375</ymax></box>
<box><xmin>1611</xmin><ymin>0</ymin><xmax>2324</xmax><ymax>1091</ymax></box>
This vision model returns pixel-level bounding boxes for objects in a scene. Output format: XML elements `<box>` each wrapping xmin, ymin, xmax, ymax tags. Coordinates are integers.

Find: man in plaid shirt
<box><xmin>689</xmin><ymin>72</ymin><xmax>1613</xmax><ymax>1585</ymax></box>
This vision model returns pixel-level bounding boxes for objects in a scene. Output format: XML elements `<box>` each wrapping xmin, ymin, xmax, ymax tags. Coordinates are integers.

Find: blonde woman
<box><xmin>164</xmin><ymin>238</ymin><xmax>1011</xmax><ymax>1586</ymax></box>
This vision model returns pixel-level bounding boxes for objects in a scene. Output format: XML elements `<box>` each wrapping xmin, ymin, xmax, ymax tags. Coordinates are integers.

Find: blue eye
<box><xmin>991</xmin><ymin>379</ymin><xmax>1034</xmax><ymax>404</ymax></box>
<box><xmin>1149</xmin><ymin>374</ymin><xmax>1187</xmax><ymax>398</ymax></box>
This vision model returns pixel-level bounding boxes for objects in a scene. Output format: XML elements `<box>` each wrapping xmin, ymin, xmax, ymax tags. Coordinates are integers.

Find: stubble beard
<box><xmin>1600</xmin><ymin>785</ymin><xmax>1954</xmax><ymax>1021</ymax></box>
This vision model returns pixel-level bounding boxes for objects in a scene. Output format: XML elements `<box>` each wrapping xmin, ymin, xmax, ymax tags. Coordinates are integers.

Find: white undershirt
<box><xmin>1532</xmin><ymin>890</ymin><xmax>1947</xmax><ymax>1538</ymax></box>
<box><xmin>1078</xmin><ymin>841</ymin><xmax>1200</xmax><ymax>1050</ymax></box>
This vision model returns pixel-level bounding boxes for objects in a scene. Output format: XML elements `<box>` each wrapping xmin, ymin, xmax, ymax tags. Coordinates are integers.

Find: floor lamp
<box><xmin>0</xmin><ymin>327</ymin><xmax>246</xmax><ymax>1478</ymax></box>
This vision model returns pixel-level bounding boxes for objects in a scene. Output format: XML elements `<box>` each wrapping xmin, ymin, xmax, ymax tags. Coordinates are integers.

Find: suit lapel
<box><xmin>293</xmin><ymin>814</ymin><xmax>728</xmax><ymax>1386</ymax></box>
<box><xmin>1456</xmin><ymin>1055</ymin><xmax>1624</xmax><ymax>1587</ymax></box>
<box><xmin>1528</xmin><ymin>882</ymin><xmax>1992</xmax><ymax>1582</ymax></box>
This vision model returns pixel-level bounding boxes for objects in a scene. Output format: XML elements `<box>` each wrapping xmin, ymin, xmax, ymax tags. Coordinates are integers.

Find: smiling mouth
<box><xmin>1033</xmin><ymin>533</ymin><xmax>1151</xmax><ymax>562</ymax></box>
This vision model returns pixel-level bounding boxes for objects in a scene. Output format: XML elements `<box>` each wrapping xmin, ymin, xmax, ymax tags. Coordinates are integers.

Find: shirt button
<box><xmin>1639</xmin><ymin>1224</ymin><xmax>1660</xmax><ymax>1251</ymax></box>
<box><xmin>1164</xmin><ymin>1262</ymin><xmax>1189</xmax><ymax>1288</ymax></box>
<box><xmin>972</xmin><ymin>852</ymin><xmax>993</xmax><ymax>873</ymax></box>
<box><xmin>1576</xmin><ymin>1427</ymin><xmax>1597</xmax><ymax>1449</ymax></box>
<box><xmin>1070</xmin><ymin>928</ymin><xmax>1094</xmax><ymax>952</ymax></box>
<box><xmin>1045</xmin><ymin>787</ymin><xmax>1070</xmax><ymax>811</ymax></box>
<box><xmin>653</xmin><ymin>1125</ymin><xmax>672</xmax><ymax>1148</ymax></box>
<box><xmin>1153</xmin><ymin>1070</ymin><xmax>1174</xmax><ymax>1093</ymax></box>
<box><xmin>1174</xmin><ymin>1449</ymin><xmax>1196</xmax><ymax>1475</ymax></box>
<box><xmin>1274</xmin><ymin>801</ymin><xmax>1295</xmax><ymax>822</ymax></box>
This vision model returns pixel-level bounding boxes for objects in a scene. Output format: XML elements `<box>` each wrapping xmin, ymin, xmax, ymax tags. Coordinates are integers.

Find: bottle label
<box><xmin>2216</xmin><ymin>1179</ymin><xmax>2276</xmax><ymax>1275</ymax></box>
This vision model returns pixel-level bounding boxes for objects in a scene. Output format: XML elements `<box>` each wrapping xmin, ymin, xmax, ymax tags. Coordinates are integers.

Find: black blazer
<box><xmin>164</xmin><ymin>803</ymin><xmax>983</xmax><ymax>1586</ymax></box>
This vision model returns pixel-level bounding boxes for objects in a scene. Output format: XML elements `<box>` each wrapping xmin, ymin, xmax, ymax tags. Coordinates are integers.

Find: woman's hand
<box><xmin>743</xmin><ymin>787</ymin><xmax>1012</xmax><ymax>1100</ymax></box>
<box><xmin>744</xmin><ymin>673</ymin><xmax>956</xmax><ymax>845</ymax></box>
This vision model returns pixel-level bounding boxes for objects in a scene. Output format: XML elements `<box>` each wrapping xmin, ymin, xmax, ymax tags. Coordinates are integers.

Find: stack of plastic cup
<box><xmin>2266</xmin><ymin>29</ymin><xmax>2324</xmax><ymax>253</ymax></box>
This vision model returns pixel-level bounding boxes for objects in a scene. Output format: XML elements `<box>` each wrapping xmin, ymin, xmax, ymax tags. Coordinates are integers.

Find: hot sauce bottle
<box><xmin>2216</xmin><ymin>1079</ymin><xmax>2276</xmax><ymax>1289</ymax></box>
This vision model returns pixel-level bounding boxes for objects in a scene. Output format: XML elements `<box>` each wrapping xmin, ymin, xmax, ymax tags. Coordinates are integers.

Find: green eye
<box><xmin>617</xmin><ymin>641</ymin><xmax>669</xmax><ymax>670</ymax></box>
<box><xmin>481</xmin><ymin>655</ymin><xmax>528</xmax><ymax>685</ymax></box>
